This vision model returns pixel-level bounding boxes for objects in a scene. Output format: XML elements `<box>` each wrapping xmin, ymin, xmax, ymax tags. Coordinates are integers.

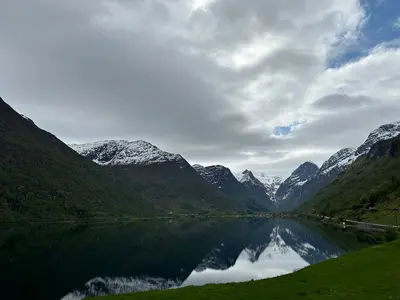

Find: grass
<box><xmin>89</xmin><ymin>239</ymin><xmax>400</xmax><ymax>300</ymax></box>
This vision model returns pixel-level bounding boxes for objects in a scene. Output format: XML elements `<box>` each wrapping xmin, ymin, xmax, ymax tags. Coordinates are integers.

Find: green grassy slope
<box><xmin>298</xmin><ymin>136</ymin><xmax>400</xmax><ymax>225</ymax></box>
<box><xmin>91</xmin><ymin>239</ymin><xmax>400</xmax><ymax>300</ymax></box>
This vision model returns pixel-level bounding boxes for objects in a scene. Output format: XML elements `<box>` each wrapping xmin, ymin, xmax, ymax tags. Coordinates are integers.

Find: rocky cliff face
<box><xmin>367</xmin><ymin>135</ymin><xmax>400</xmax><ymax>160</ymax></box>
<box><xmin>275</xmin><ymin>161</ymin><xmax>319</xmax><ymax>208</ymax></box>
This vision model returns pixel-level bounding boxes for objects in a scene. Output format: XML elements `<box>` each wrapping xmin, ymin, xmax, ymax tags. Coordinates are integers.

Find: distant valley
<box><xmin>1</xmin><ymin>96</ymin><xmax>400</xmax><ymax>223</ymax></box>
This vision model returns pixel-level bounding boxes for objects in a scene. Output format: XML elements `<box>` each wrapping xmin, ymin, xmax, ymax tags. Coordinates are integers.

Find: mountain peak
<box><xmin>193</xmin><ymin>164</ymin><xmax>237</xmax><ymax>187</ymax></box>
<box><xmin>239</xmin><ymin>170</ymin><xmax>264</xmax><ymax>186</ymax></box>
<box><xmin>319</xmin><ymin>148</ymin><xmax>356</xmax><ymax>174</ymax></box>
<box><xmin>69</xmin><ymin>140</ymin><xmax>185</xmax><ymax>166</ymax></box>
<box><xmin>355</xmin><ymin>121</ymin><xmax>400</xmax><ymax>156</ymax></box>
<box><xmin>232</xmin><ymin>170</ymin><xmax>283</xmax><ymax>203</ymax></box>
<box><xmin>367</xmin><ymin>135</ymin><xmax>400</xmax><ymax>160</ymax></box>
<box><xmin>275</xmin><ymin>161</ymin><xmax>319</xmax><ymax>202</ymax></box>
<box><xmin>294</xmin><ymin>161</ymin><xmax>319</xmax><ymax>177</ymax></box>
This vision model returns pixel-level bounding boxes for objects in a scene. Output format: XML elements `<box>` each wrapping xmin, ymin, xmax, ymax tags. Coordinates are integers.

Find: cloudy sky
<box><xmin>1</xmin><ymin>0</ymin><xmax>399</xmax><ymax>177</ymax></box>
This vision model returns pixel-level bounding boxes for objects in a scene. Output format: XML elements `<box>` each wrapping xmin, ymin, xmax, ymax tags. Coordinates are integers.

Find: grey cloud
<box><xmin>293</xmin><ymin>101</ymin><xmax>400</xmax><ymax>149</ymax></box>
<box><xmin>1</xmin><ymin>0</ymin><xmax>399</xmax><ymax>178</ymax></box>
<box><xmin>0</xmin><ymin>0</ymin><xmax>263</xmax><ymax>147</ymax></box>
<box><xmin>312</xmin><ymin>94</ymin><xmax>374</xmax><ymax>110</ymax></box>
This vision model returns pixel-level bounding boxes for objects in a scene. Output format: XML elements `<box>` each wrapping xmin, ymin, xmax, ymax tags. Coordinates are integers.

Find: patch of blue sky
<box><xmin>328</xmin><ymin>0</ymin><xmax>400</xmax><ymax>68</ymax></box>
<box><xmin>273</xmin><ymin>121</ymin><xmax>302</xmax><ymax>137</ymax></box>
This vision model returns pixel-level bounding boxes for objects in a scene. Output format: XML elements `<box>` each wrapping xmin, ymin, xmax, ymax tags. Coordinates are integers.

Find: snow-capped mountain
<box><xmin>367</xmin><ymin>134</ymin><xmax>400</xmax><ymax>159</ymax></box>
<box><xmin>252</xmin><ymin>173</ymin><xmax>283</xmax><ymax>193</ymax></box>
<box><xmin>194</xmin><ymin>166</ymin><xmax>274</xmax><ymax>211</ymax></box>
<box><xmin>275</xmin><ymin>161</ymin><xmax>319</xmax><ymax>202</ymax></box>
<box><xmin>237</xmin><ymin>170</ymin><xmax>266</xmax><ymax>189</ymax></box>
<box><xmin>319</xmin><ymin>148</ymin><xmax>356</xmax><ymax>174</ymax></box>
<box><xmin>317</xmin><ymin>122</ymin><xmax>400</xmax><ymax>175</ymax></box>
<box><xmin>283</xmin><ymin>148</ymin><xmax>359</xmax><ymax>209</ymax></box>
<box><xmin>236</xmin><ymin>170</ymin><xmax>274</xmax><ymax>208</ymax></box>
<box><xmin>233</xmin><ymin>171</ymin><xmax>282</xmax><ymax>203</ymax></box>
<box><xmin>193</xmin><ymin>164</ymin><xmax>239</xmax><ymax>189</ymax></box>
<box><xmin>69</xmin><ymin>140</ymin><xmax>185</xmax><ymax>166</ymax></box>
<box><xmin>253</xmin><ymin>173</ymin><xmax>282</xmax><ymax>202</ymax></box>
<box><xmin>277</xmin><ymin>121</ymin><xmax>400</xmax><ymax>211</ymax></box>
<box><xmin>355</xmin><ymin>121</ymin><xmax>400</xmax><ymax>156</ymax></box>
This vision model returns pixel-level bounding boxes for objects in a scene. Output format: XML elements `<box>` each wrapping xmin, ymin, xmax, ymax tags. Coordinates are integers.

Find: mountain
<box><xmin>299</xmin><ymin>135</ymin><xmax>400</xmax><ymax>225</ymax></box>
<box><xmin>236</xmin><ymin>170</ymin><xmax>275</xmax><ymax>210</ymax></box>
<box><xmin>0</xmin><ymin>97</ymin><xmax>243</xmax><ymax>222</ymax></box>
<box><xmin>69</xmin><ymin>140</ymin><xmax>185</xmax><ymax>166</ymax></box>
<box><xmin>277</xmin><ymin>148</ymin><xmax>356</xmax><ymax>211</ymax></box>
<box><xmin>319</xmin><ymin>148</ymin><xmax>356</xmax><ymax>175</ymax></box>
<box><xmin>192</xmin><ymin>165</ymin><xmax>238</xmax><ymax>190</ymax></box>
<box><xmin>355</xmin><ymin>122</ymin><xmax>400</xmax><ymax>156</ymax></box>
<box><xmin>278</xmin><ymin>121</ymin><xmax>400</xmax><ymax>211</ymax></box>
<box><xmin>275</xmin><ymin>162</ymin><xmax>319</xmax><ymax>210</ymax></box>
<box><xmin>251</xmin><ymin>173</ymin><xmax>283</xmax><ymax>202</ymax></box>
<box><xmin>233</xmin><ymin>171</ymin><xmax>282</xmax><ymax>203</ymax></box>
<box><xmin>193</xmin><ymin>166</ymin><xmax>273</xmax><ymax>211</ymax></box>
<box><xmin>0</xmin><ymin>97</ymin><xmax>153</xmax><ymax>222</ymax></box>
<box><xmin>70</xmin><ymin>141</ymin><xmax>243</xmax><ymax>214</ymax></box>
<box><xmin>238</xmin><ymin>170</ymin><xmax>266</xmax><ymax>189</ymax></box>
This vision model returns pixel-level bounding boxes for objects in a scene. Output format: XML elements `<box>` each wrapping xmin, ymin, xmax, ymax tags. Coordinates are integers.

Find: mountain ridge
<box><xmin>69</xmin><ymin>140</ymin><xmax>185</xmax><ymax>166</ymax></box>
<box><xmin>192</xmin><ymin>165</ymin><xmax>274</xmax><ymax>211</ymax></box>
<box><xmin>299</xmin><ymin>135</ymin><xmax>400</xmax><ymax>224</ymax></box>
<box><xmin>0</xmin><ymin>97</ymin><xmax>246</xmax><ymax>221</ymax></box>
<box><xmin>275</xmin><ymin>161</ymin><xmax>319</xmax><ymax>209</ymax></box>
<box><xmin>276</xmin><ymin>121</ymin><xmax>400</xmax><ymax>211</ymax></box>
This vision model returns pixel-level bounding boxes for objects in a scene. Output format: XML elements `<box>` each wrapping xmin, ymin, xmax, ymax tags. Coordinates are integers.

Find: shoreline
<box><xmin>1</xmin><ymin>212</ymin><xmax>399</xmax><ymax>229</ymax></box>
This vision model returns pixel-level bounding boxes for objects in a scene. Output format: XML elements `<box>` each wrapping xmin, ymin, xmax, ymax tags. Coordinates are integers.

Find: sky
<box><xmin>1</xmin><ymin>0</ymin><xmax>399</xmax><ymax>178</ymax></box>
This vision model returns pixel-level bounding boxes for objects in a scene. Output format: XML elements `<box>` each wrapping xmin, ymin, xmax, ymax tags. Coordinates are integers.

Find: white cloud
<box><xmin>393</xmin><ymin>17</ymin><xmax>400</xmax><ymax>29</ymax></box>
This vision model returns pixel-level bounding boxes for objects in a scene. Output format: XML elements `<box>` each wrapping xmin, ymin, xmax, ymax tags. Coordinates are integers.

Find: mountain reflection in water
<box><xmin>0</xmin><ymin>219</ymin><xmax>374</xmax><ymax>300</ymax></box>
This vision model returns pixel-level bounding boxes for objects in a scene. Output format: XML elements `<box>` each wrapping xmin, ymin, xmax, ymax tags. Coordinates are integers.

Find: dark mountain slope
<box><xmin>275</xmin><ymin>161</ymin><xmax>319</xmax><ymax>210</ymax></box>
<box><xmin>0</xmin><ymin>97</ymin><xmax>154</xmax><ymax>222</ymax></box>
<box><xmin>299</xmin><ymin>136</ymin><xmax>400</xmax><ymax>225</ymax></box>
<box><xmin>193</xmin><ymin>165</ymin><xmax>273</xmax><ymax>211</ymax></box>
<box><xmin>279</xmin><ymin>148</ymin><xmax>356</xmax><ymax>211</ymax></box>
<box><xmin>69</xmin><ymin>141</ymin><xmax>241</xmax><ymax>213</ymax></box>
<box><xmin>109</xmin><ymin>162</ymin><xmax>238</xmax><ymax>213</ymax></box>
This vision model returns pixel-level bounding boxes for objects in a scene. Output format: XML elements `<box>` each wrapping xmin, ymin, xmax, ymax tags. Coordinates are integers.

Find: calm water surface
<box><xmin>0</xmin><ymin>218</ymin><xmax>376</xmax><ymax>300</ymax></box>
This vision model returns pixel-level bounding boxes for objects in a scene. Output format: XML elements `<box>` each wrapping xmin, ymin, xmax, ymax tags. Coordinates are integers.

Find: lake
<box><xmin>0</xmin><ymin>218</ymin><xmax>377</xmax><ymax>300</ymax></box>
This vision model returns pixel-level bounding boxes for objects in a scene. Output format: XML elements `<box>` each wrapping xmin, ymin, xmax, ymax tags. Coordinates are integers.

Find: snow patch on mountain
<box><xmin>319</xmin><ymin>148</ymin><xmax>356</xmax><ymax>175</ymax></box>
<box><xmin>193</xmin><ymin>164</ymin><xmax>234</xmax><ymax>186</ymax></box>
<box><xmin>275</xmin><ymin>162</ymin><xmax>319</xmax><ymax>201</ymax></box>
<box><xmin>355</xmin><ymin>121</ymin><xmax>400</xmax><ymax>156</ymax></box>
<box><xmin>318</xmin><ymin>122</ymin><xmax>400</xmax><ymax>175</ymax></box>
<box><xmin>252</xmin><ymin>173</ymin><xmax>283</xmax><ymax>193</ymax></box>
<box><xmin>233</xmin><ymin>171</ymin><xmax>282</xmax><ymax>203</ymax></box>
<box><xmin>235</xmin><ymin>170</ymin><xmax>265</xmax><ymax>188</ymax></box>
<box><xmin>69</xmin><ymin>140</ymin><xmax>185</xmax><ymax>166</ymax></box>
